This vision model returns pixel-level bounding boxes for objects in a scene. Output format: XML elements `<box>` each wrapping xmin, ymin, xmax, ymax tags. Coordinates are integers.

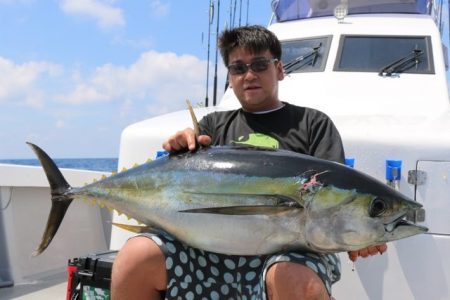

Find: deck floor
<box><xmin>0</xmin><ymin>271</ymin><xmax>66</xmax><ymax>300</ymax></box>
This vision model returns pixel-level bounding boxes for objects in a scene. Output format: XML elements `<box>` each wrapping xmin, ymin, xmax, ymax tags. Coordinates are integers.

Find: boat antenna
<box><xmin>205</xmin><ymin>0</ymin><xmax>214</xmax><ymax>107</ymax></box>
<box><xmin>213</xmin><ymin>0</ymin><xmax>221</xmax><ymax>106</ymax></box>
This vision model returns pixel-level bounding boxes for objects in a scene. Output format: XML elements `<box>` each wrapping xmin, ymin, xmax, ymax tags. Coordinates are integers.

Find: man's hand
<box><xmin>162</xmin><ymin>128</ymin><xmax>211</xmax><ymax>152</ymax></box>
<box><xmin>348</xmin><ymin>244</ymin><xmax>388</xmax><ymax>262</ymax></box>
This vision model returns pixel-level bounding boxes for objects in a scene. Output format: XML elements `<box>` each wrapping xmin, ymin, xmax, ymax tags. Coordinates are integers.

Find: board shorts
<box><xmin>138</xmin><ymin>233</ymin><xmax>341</xmax><ymax>300</ymax></box>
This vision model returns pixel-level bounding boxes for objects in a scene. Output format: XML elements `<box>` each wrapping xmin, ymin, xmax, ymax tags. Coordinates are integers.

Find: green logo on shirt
<box><xmin>232</xmin><ymin>133</ymin><xmax>279</xmax><ymax>149</ymax></box>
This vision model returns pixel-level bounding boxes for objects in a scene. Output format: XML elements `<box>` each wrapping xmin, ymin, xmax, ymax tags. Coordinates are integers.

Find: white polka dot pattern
<box><xmin>139</xmin><ymin>233</ymin><xmax>341</xmax><ymax>299</ymax></box>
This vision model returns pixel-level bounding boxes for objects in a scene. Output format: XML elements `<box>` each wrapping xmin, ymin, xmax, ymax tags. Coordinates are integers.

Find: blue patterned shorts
<box><xmin>139</xmin><ymin>233</ymin><xmax>341</xmax><ymax>300</ymax></box>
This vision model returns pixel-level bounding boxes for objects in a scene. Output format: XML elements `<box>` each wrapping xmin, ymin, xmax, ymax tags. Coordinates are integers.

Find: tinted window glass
<box><xmin>281</xmin><ymin>36</ymin><xmax>331</xmax><ymax>73</ymax></box>
<box><xmin>335</xmin><ymin>35</ymin><xmax>434</xmax><ymax>74</ymax></box>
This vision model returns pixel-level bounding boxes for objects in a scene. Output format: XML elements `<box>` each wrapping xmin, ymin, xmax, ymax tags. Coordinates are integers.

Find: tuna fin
<box><xmin>179</xmin><ymin>205</ymin><xmax>301</xmax><ymax>215</ymax></box>
<box><xmin>112</xmin><ymin>222</ymin><xmax>160</xmax><ymax>233</ymax></box>
<box><xmin>182</xmin><ymin>191</ymin><xmax>302</xmax><ymax>208</ymax></box>
<box><xmin>186</xmin><ymin>99</ymin><xmax>200</xmax><ymax>137</ymax></box>
<box><xmin>27</xmin><ymin>142</ymin><xmax>73</xmax><ymax>256</ymax></box>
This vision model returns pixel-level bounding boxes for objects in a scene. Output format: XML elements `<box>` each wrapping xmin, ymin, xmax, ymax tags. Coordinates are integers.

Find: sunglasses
<box><xmin>227</xmin><ymin>58</ymin><xmax>279</xmax><ymax>75</ymax></box>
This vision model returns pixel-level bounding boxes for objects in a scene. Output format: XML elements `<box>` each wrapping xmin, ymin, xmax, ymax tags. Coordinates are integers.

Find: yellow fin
<box><xmin>112</xmin><ymin>223</ymin><xmax>156</xmax><ymax>233</ymax></box>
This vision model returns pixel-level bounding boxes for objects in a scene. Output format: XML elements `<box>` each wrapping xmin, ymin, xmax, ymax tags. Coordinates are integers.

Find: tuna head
<box><xmin>301</xmin><ymin>170</ymin><xmax>428</xmax><ymax>252</ymax></box>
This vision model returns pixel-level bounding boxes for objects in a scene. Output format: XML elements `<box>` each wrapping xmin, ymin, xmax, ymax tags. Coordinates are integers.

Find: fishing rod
<box><xmin>233</xmin><ymin>0</ymin><xmax>237</xmax><ymax>27</ymax></box>
<box><xmin>213</xmin><ymin>0</ymin><xmax>220</xmax><ymax>106</ymax></box>
<box><xmin>205</xmin><ymin>0</ymin><xmax>214</xmax><ymax>107</ymax></box>
<box><xmin>238</xmin><ymin>0</ymin><xmax>242</xmax><ymax>26</ymax></box>
<box><xmin>246</xmin><ymin>0</ymin><xmax>249</xmax><ymax>25</ymax></box>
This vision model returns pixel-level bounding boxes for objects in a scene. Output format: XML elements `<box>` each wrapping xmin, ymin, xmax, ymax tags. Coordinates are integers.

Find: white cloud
<box><xmin>56</xmin><ymin>119</ymin><xmax>65</xmax><ymax>128</ymax></box>
<box><xmin>59</xmin><ymin>51</ymin><xmax>214</xmax><ymax>115</ymax></box>
<box><xmin>0</xmin><ymin>57</ymin><xmax>61</xmax><ymax>107</ymax></box>
<box><xmin>150</xmin><ymin>0</ymin><xmax>170</xmax><ymax>18</ymax></box>
<box><xmin>119</xmin><ymin>98</ymin><xmax>133</xmax><ymax>119</ymax></box>
<box><xmin>0</xmin><ymin>50</ymin><xmax>226</xmax><ymax>123</ymax></box>
<box><xmin>111</xmin><ymin>35</ymin><xmax>154</xmax><ymax>50</ymax></box>
<box><xmin>60</xmin><ymin>0</ymin><xmax>125</xmax><ymax>29</ymax></box>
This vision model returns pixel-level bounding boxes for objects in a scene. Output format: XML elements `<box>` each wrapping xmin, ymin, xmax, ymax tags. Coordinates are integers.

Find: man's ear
<box><xmin>277</xmin><ymin>61</ymin><xmax>285</xmax><ymax>81</ymax></box>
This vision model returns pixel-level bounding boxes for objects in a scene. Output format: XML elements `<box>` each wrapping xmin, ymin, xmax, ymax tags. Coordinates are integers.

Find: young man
<box><xmin>111</xmin><ymin>25</ymin><xmax>387</xmax><ymax>300</ymax></box>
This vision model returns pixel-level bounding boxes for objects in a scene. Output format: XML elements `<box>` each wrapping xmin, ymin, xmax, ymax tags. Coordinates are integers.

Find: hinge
<box><xmin>407</xmin><ymin>170</ymin><xmax>427</xmax><ymax>185</ymax></box>
<box><xmin>406</xmin><ymin>170</ymin><xmax>427</xmax><ymax>223</ymax></box>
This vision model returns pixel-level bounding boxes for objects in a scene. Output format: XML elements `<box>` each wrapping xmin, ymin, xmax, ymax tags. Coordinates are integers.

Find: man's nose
<box><xmin>243</xmin><ymin>68</ymin><xmax>258</xmax><ymax>80</ymax></box>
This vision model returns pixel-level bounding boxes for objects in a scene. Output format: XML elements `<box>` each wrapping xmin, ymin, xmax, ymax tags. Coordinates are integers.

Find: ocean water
<box><xmin>0</xmin><ymin>158</ymin><xmax>118</xmax><ymax>172</ymax></box>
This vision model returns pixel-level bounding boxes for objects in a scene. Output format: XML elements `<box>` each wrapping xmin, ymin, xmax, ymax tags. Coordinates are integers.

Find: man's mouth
<box><xmin>244</xmin><ymin>85</ymin><xmax>261</xmax><ymax>91</ymax></box>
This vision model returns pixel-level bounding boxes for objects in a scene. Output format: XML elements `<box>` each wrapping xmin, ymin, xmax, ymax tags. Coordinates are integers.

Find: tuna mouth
<box><xmin>384</xmin><ymin>214</ymin><xmax>428</xmax><ymax>233</ymax></box>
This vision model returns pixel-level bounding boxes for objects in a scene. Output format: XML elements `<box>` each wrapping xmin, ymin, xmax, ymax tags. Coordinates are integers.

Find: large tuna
<box><xmin>28</xmin><ymin>142</ymin><xmax>427</xmax><ymax>256</ymax></box>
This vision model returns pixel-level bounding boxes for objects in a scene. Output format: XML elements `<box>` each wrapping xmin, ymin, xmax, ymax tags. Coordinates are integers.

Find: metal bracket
<box><xmin>415</xmin><ymin>208</ymin><xmax>426</xmax><ymax>222</ymax></box>
<box><xmin>407</xmin><ymin>170</ymin><xmax>427</xmax><ymax>185</ymax></box>
<box><xmin>406</xmin><ymin>208</ymin><xmax>426</xmax><ymax>223</ymax></box>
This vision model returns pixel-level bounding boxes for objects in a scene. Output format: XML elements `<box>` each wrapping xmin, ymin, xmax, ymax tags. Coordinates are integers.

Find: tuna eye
<box><xmin>369</xmin><ymin>198</ymin><xmax>387</xmax><ymax>217</ymax></box>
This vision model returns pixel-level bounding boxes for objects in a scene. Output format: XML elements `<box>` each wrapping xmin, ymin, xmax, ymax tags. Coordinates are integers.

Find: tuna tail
<box><xmin>27</xmin><ymin>142</ymin><xmax>73</xmax><ymax>256</ymax></box>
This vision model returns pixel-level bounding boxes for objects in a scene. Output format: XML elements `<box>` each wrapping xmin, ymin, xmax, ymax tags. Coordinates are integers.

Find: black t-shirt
<box><xmin>199</xmin><ymin>102</ymin><xmax>345</xmax><ymax>163</ymax></box>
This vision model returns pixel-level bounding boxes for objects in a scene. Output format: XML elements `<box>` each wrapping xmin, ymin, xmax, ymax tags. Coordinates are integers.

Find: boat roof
<box><xmin>271</xmin><ymin>0</ymin><xmax>430</xmax><ymax>22</ymax></box>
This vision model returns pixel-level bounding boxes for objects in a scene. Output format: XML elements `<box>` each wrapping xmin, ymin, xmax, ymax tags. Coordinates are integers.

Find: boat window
<box><xmin>281</xmin><ymin>36</ymin><xmax>331</xmax><ymax>73</ymax></box>
<box><xmin>272</xmin><ymin>0</ymin><xmax>430</xmax><ymax>22</ymax></box>
<box><xmin>334</xmin><ymin>35</ymin><xmax>434</xmax><ymax>74</ymax></box>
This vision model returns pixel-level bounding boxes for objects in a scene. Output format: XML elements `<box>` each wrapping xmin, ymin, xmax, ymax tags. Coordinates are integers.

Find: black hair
<box><xmin>218</xmin><ymin>25</ymin><xmax>282</xmax><ymax>66</ymax></box>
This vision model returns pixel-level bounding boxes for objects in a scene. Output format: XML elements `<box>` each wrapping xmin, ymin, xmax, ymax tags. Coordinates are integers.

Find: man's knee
<box><xmin>111</xmin><ymin>236</ymin><xmax>167</xmax><ymax>297</ymax></box>
<box><xmin>266</xmin><ymin>262</ymin><xmax>328</xmax><ymax>300</ymax></box>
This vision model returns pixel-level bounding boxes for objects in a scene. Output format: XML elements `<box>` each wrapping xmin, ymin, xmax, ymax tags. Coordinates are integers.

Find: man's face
<box><xmin>227</xmin><ymin>48</ymin><xmax>284</xmax><ymax>112</ymax></box>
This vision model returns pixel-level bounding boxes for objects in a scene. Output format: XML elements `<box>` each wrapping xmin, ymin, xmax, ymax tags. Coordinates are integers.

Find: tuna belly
<box><xmin>153</xmin><ymin>211</ymin><xmax>306</xmax><ymax>255</ymax></box>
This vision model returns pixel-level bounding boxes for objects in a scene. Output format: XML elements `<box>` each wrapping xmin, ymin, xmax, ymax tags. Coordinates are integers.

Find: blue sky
<box><xmin>0</xmin><ymin>0</ymin><xmax>272</xmax><ymax>158</ymax></box>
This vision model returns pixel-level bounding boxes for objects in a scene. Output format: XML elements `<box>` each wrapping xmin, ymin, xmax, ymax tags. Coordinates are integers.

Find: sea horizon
<box><xmin>0</xmin><ymin>158</ymin><xmax>118</xmax><ymax>173</ymax></box>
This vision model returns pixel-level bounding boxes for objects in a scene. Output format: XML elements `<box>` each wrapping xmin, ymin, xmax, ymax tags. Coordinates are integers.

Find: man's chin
<box><xmin>239</xmin><ymin>99</ymin><xmax>269</xmax><ymax>111</ymax></box>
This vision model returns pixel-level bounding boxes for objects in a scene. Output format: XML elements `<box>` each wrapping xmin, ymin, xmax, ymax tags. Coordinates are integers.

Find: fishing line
<box><xmin>0</xmin><ymin>187</ymin><xmax>13</xmax><ymax>211</ymax></box>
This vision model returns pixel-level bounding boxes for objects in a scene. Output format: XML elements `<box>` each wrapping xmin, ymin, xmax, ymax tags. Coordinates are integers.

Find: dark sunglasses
<box><xmin>227</xmin><ymin>58</ymin><xmax>279</xmax><ymax>75</ymax></box>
